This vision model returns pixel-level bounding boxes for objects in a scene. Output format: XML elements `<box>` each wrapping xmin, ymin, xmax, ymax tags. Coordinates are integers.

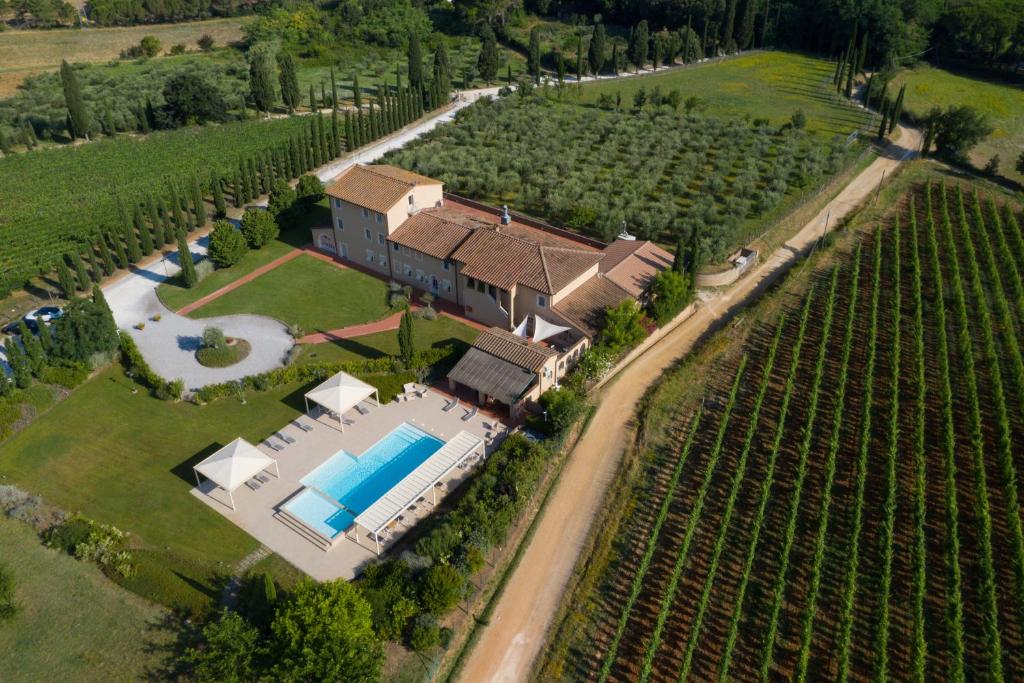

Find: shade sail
<box><xmin>531</xmin><ymin>314</ymin><xmax>572</xmax><ymax>343</ymax></box>
<box><xmin>194</xmin><ymin>438</ymin><xmax>277</xmax><ymax>493</ymax></box>
<box><xmin>305</xmin><ymin>371</ymin><xmax>379</xmax><ymax>415</ymax></box>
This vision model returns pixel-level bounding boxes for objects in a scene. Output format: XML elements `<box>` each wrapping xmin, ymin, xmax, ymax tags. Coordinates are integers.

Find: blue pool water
<box><xmin>283</xmin><ymin>422</ymin><xmax>444</xmax><ymax>538</ymax></box>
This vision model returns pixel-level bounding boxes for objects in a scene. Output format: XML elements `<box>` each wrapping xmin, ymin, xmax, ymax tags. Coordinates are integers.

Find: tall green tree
<box><xmin>589</xmin><ymin>23</ymin><xmax>607</xmax><ymax>76</ymax></box>
<box><xmin>60</xmin><ymin>60</ymin><xmax>92</xmax><ymax>140</ymax></box>
<box><xmin>191</xmin><ymin>174</ymin><xmax>207</xmax><ymax>226</ymax></box>
<box><xmin>57</xmin><ymin>258</ymin><xmax>76</xmax><ymax>298</ymax></box>
<box><xmin>398</xmin><ymin>305</ymin><xmax>415</xmax><ymax>365</ymax></box>
<box><xmin>737</xmin><ymin>0</ymin><xmax>756</xmax><ymax>50</ymax></box>
<box><xmin>176</xmin><ymin>231</ymin><xmax>197</xmax><ymax>288</ymax></box>
<box><xmin>477</xmin><ymin>25</ymin><xmax>499</xmax><ymax>85</ymax></box>
<box><xmin>352</xmin><ymin>73</ymin><xmax>362</xmax><ymax>110</ymax></box>
<box><xmin>278</xmin><ymin>52</ymin><xmax>300</xmax><ymax>113</ymax></box>
<box><xmin>433</xmin><ymin>44</ymin><xmax>451</xmax><ymax>93</ymax></box>
<box><xmin>125</xmin><ymin>222</ymin><xmax>144</xmax><ymax>263</ymax></box>
<box><xmin>71</xmin><ymin>252</ymin><xmax>91</xmax><ymax>291</ymax></box>
<box><xmin>4</xmin><ymin>337</ymin><xmax>31</xmax><ymax>389</ymax></box>
<box><xmin>528</xmin><ymin>27</ymin><xmax>542</xmax><ymax>83</ymax></box>
<box><xmin>407</xmin><ymin>32</ymin><xmax>423</xmax><ymax>88</ymax></box>
<box><xmin>97</xmin><ymin>237</ymin><xmax>116</xmax><ymax>276</ymax></box>
<box><xmin>249</xmin><ymin>51</ymin><xmax>276</xmax><ymax>114</ymax></box>
<box><xmin>721</xmin><ymin>0</ymin><xmax>739</xmax><ymax>51</ymax></box>
<box><xmin>109</xmin><ymin>231</ymin><xmax>129</xmax><ymax>269</ymax></box>
<box><xmin>17</xmin><ymin>321</ymin><xmax>46</xmax><ymax>375</ymax></box>
<box><xmin>210</xmin><ymin>171</ymin><xmax>227</xmax><ymax>218</ymax></box>
<box><xmin>330</xmin><ymin>67</ymin><xmax>338</xmax><ymax>108</ymax></box>
<box><xmin>183</xmin><ymin>610</ymin><xmax>259</xmax><ymax>683</ymax></box>
<box><xmin>630</xmin><ymin>20</ymin><xmax>649</xmax><ymax>71</ymax></box>
<box><xmin>133</xmin><ymin>203</ymin><xmax>152</xmax><ymax>255</ymax></box>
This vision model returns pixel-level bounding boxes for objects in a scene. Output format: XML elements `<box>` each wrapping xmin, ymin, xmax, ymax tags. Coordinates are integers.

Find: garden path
<box><xmin>455</xmin><ymin>124</ymin><xmax>923</xmax><ymax>683</ymax></box>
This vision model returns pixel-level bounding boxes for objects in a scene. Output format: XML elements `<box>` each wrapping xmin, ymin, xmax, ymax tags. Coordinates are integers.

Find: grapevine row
<box><xmin>675</xmin><ymin>315</ymin><xmax>788</xmax><ymax>681</ymax></box>
<box><xmin>716</xmin><ymin>289</ymin><xmax>817</xmax><ymax>682</ymax></box>
<box><xmin>794</xmin><ymin>259</ymin><xmax>860</xmax><ymax>681</ymax></box>
<box><xmin>873</xmin><ymin>211</ymin><xmax>901</xmax><ymax>680</ymax></box>
<box><xmin>595</xmin><ymin>405</ymin><xmax>706</xmax><ymax>682</ymax></box>
<box><xmin>758</xmin><ymin>265</ymin><xmax>841</xmax><ymax>681</ymax></box>
<box><xmin>924</xmin><ymin>182</ymin><xmax>966</xmax><ymax>681</ymax></box>
<box><xmin>636</xmin><ymin>354</ymin><xmax>750</xmax><ymax>683</ymax></box>
<box><xmin>907</xmin><ymin>194</ymin><xmax>928</xmax><ymax>682</ymax></box>
<box><xmin>942</xmin><ymin>183</ymin><xmax>1003</xmax><ymax>680</ymax></box>
<box><xmin>834</xmin><ymin>227</ymin><xmax>883</xmax><ymax>681</ymax></box>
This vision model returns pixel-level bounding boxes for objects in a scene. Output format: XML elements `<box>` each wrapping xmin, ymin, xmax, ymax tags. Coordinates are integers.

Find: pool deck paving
<box><xmin>191</xmin><ymin>388</ymin><xmax>501</xmax><ymax>581</ymax></box>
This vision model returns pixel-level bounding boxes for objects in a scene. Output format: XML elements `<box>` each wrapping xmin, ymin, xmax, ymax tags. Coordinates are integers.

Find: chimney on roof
<box><xmin>501</xmin><ymin>205</ymin><xmax>511</xmax><ymax>226</ymax></box>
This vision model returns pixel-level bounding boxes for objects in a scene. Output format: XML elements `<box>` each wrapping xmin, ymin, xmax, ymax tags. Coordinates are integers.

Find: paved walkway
<box><xmin>456</xmin><ymin>125</ymin><xmax>922</xmax><ymax>683</ymax></box>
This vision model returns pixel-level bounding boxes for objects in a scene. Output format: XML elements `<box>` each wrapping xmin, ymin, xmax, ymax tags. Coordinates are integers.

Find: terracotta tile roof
<box><xmin>600</xmin><ymin>239</ymin><xmax>675</xmax><ymax>297</ymax></box>
<box><xmin>553</xmin><ymin>275</ymin><xmax>632</xmax><ymax>339</ymax></box>
<box><xmin>388</xmin><ymin>213</ymin><xmax>473</xmax><ymax>260</ymax></box>
<box><xmin>447</xmin><ymin>348</ymin><xmax>537</xmax><ymax>405</ymax></box>
<box><xmin>472</xmin><ymin>327</ymin><xmax>558</xmax><ymax>371</ymax></box>
<box><xmin>451</xmin><ymin>230</ymin><xmax>604</xmax><ymax>295</ymax></box>
<box><xmin>325</xmin><ymin>164</ymin><xmax>441</xmax><ymax>213</ymax></box>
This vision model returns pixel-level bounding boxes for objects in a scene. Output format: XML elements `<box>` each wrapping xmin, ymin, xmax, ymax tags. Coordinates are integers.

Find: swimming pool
<box><xmin>282</xmin><ymin>422</ymin><xmax>444</xmax><ymax>539</ymax></box>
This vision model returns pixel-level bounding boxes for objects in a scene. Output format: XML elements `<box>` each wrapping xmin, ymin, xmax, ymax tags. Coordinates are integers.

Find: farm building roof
<box><xmin>600</xmin><ymin>239</ymin><xmax>675</xmax><ymax>297</ymax></box>
<box><xmin>446</xmin><ymin>348</ymin><xmax>539</xmax><ymax>406</ymax></box>
<box><xmin>553</xmin><ymin>274</ymin><xmax>633</xmax><ymax>339</ymax></box>
<box><xmin>325</xmin><ymin>164</ymin><xmax>441</xmax><ymax>213</ymax></box>
<box><xmin>471</xmin><ymin>327</ymin><xmax>558</xmax><ymax>372</ymax></box>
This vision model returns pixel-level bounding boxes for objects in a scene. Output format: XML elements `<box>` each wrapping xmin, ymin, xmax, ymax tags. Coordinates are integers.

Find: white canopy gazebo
<box><xmin>303</xmin><ymin>371</ymin><xmax>380</xmax><ymax>431</ymax></box>
<box><xmin>193</xmin><ymin>438</ymin><xmax>280</xmax><ymax>510</ymax></box>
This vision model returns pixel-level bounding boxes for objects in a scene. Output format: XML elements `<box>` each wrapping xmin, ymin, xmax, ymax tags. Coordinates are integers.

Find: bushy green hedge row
<box><xmin>118</xmin><ymin>332</ymin><xmax>183</xmax><ymax>400</ymax></box>
<box><xmin>194</xmin><ymin>345</ymin><xmax>455</xmax><ymax>403</ymax></box>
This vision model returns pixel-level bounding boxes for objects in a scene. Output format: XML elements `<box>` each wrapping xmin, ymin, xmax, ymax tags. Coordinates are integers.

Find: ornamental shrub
<box><xmin>207</xmin><ymin>220</ymin><xmax>248</xmax><ymax>268</ymax></box>
<box><xmin>240</xmin><ymin>209</ymin><xmax>279</xmax><ymax>248</ymax></box>
<box><xmin>296</xmin><ymin>174</ymin><xmax>325</xmax><ymax>203</ymax></box>
<box><xmin>0</xmin><ymin>563</ymin><xmax>18</xmax><ymax>623</ymax></box>
<box><xmin>418</xmin><ymin>563</ymin><xmax>464</xmax><ymax>614</ymax></box>
<box><xmin>407</xmin><ymin>613</ymin><xmax>441</xmax><ymax>652</ymax></box>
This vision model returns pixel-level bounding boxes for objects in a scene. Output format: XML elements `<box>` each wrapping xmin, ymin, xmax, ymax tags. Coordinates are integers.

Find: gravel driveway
<box><xmin>103</xmin><ymin>238</ymin><xmax>294</xmax><ymax>391</ymax></box>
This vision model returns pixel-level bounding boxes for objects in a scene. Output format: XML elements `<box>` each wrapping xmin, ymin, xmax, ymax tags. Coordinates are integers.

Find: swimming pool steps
<box><xmin>274</xmin><ymin>508</ymin><xmax>333</xmax><ymax>552</ymax></box>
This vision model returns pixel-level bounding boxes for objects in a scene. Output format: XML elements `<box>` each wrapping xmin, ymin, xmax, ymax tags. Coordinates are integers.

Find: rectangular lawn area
<box><xmin>577</xmin><ymin>51</ymin><xmax>871</xmax><ymax>140</ymax></box>
<box><xmin>299</xmin><ymin>315</ymin><xmax>481</xmax><ymax>365</ymax></box>
<box><xmin>0</xmin><ymin>365</ymin><xmax>312</xmax><ymax>612</ymax></box>
<box><xmin>188</xmin><ymin>253</ymin><xmax>392</xmax><ymax>333</ymax></box>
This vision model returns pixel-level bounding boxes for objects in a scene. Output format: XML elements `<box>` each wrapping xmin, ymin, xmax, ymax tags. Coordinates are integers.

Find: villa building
<box><xmin>312</xmin><ymin>164</ymin><xmax>674</xmax><ymax>417</ymax></box>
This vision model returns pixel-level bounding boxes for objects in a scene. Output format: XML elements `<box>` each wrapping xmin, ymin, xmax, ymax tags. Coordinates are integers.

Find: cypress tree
<box><xmin>168</xmin><ymin>183</ymin><xmax>185</xmax><ymax>233</ymax></box>
<box><xmin>630</xmin><ymin>20</ymin><xmax>649</xmax><ymax>71</ymax></box>
<box><xmin>528</xmin><ymin>27</ymin><xmax>542</xmax><ymax>83</ymax></box>
<box><xmin>71</xmin><ymin>251</ymin><xmax>91</xmax><ymax>291</ymax></box>
<box><xmin>308</xmin><ymin>116</ymin><xmax>321</xmax><ymax>166</ymax></box>
<box><xmin>176</xmin><ymin>232</ymin><xmax>198</xmax><ymax>288</ymax></box>
<box><xmin>506</xmin><ymin>64</ymin><xmax>512</xmax><ymax>85</ymax></box>
<box><xmin>408</xmin><ymin>31</ymin><xmax>423</xmax><ymax>88</ymax></box>
<box><xmin>701</xmin><ymin>19</ymin><xmax>709</xmax><ymax>59</ymax></box>
<box><xmin>878</xmin><ymin>99</ymin><xmax>890</xmax><ymax>140</ymax></box>
<box><xmin>318</xmin><ymin>114</ymin><xmax>330</xmax><ymax>161</ymax></box>
<box><xmin>266</xmin><ymin>152</ymin><xmax>279</xmax><ymax>189</ymax></box>
<box><xmin>247</xmin><ymin>158</ymin><xmax>260</xmax><ymax>197</ymax></box>
<box><xmin>249</xmin><ymin>51</ymin><xmax>276</xmax><ymax>113</ymax></box>
<box><xmin>345</xmin><ymin>111</ymin><xmax>355</xmax><ymax>151</ymax></box>
<box><xmin>259</xmin><ymin>154</ymin><xmax>272</xmax><ymax>194</ymax></box>
<box><xmin>320</xmin><ymin>82</ymin><xmax>328</xmax><ymax>111</ymax></box>
<box><xmin>398</xmin><ymin>304</ymin><xmax>415</xmax><ymax>365</ymax></box>
<box><xmin>210</xmin><ymin>171</ymin><xmax>226</xmax><ymax>217</ymax></box>
<box><xmin>191</xmin><ymin>174</ymin><xmax>207</xmax><ymax>226</ymax></box>
<box><xmin>673</xmin><ymin>239</ymin><xmax>686</xmax><ymax>274</ymax></box>
<box><xmin>157</xmin><ymin>197</ymin><xmax>174</xmax><ymax>245</ymax></box>
<box><xmin>57</xmin><ymin>258</ymin><xmax>76</xmax><ymax>298</ymax></box>
<box><xmin>85</xmin><ymin>247</ymin><xmax>102</xmax><ymax>282</ymax></box>
<box><xmin>309</xmin><ymin>84</ymin><xmax>317</xmax><ymax>112</ymax></box>
<box><xmin>290</xmin><ymin>136</ymin><xmax>301</xmax><ymax>173</ymax></box>
<box><xmin>589</xmin><ymin>23</ymin><xmax>607</xmax><ymax>76</ymax></box>
<box><xmin>864</xmin><ymin>73</ymin><xmax>875</xmax><ymax>107</ymax></box>
<box><xmin>5</xmin><ymin>337</ymin><xmax>31</xmax><ymax>389</ymax></box>
<box><xmin>237</xmin><ymin>94</ymin><xmax>247</xmax><ymax>120</ymax></box>
<box><xmin>60</xmin><ymin>60</ymin><xmax>92</xmax><ymax>140</ymax></box>
<box><xmin>477</xmin><ymin>25</ymin><xmax>499</xmax><ymax>85</ymax></box>
<box><xmin>278</xmin><ymin>52</ymin><xmax>300</xmax><ymax>113</ymax></box>
<box><xmin>576</xmin><ymin>33</ymin><xmax>585</xmax><ymax>79</ymax></box>
<box><xmin>331</xmin><ymin>110</ymin><xmax>341</xmax><ymax>155</ymax></box>
<box><xmin>856</xmin><ymin>31</ymin><xmax>868</xmax><ymax>73</ymax></box>
<box><xmin>125</xmin><ymin>221</ymin><xmax>143</xmax><ymax>263</ymax></box>
<box><xmin>18</xmin><ymin>321</ymin><xmax>46</xmax><ymax>376</ymax></box>
<box><xmin>889</xmin><ymin>84</ymin><xmax>906</xmax><ymax>134</ymax></box>
<box><xmin>144</xmin><ymin>196</ymin><xmax>161</xmax><ymax>246</ymax></box>
<box><xmin>721</xmin><ymin>0</ymin><xmax>738</xmax><ymax>51</ymax></box>
<box><xmin>109</xmin><ymin>231</ymin><xmax>129</xmax><ymax>269</ymax></box>
<box><xmin>844</xmin><ymin>52</ymin><xmax>855</xmax><ymax>98</ymax></box>
<box><xmin>352</xmin><ymin>73</ymin><xmax>362</xmax><ymax>110</ymax></box>
<box><xmin>133</xmin><ymin>203</ymin><xmax>152</xmax><ymax>255</ymax></box>
<box><xmin>833</xmin><ymin>54</ymin><xmax>844</xmax><ymax>85</ymax></box>
<box><xmin>98</xmin><ymin>237</ymin><xmax>116</xmax><ymax>275</ymax></box>
<box><xmin>737</xmin><ymin>0</ymin><xmax>756</xmax><ymax>50</ymax></box>
<box><xmin>609</xmin><ymin>44</ymin><xmax>618</xmax><ymax>76</ymax></box>
<box><xmin>233</xmin><ymin>168</ymin><xmax>244</xmax><ymax>207</ymax></box>
<box><xmin>330</xmin><ymin>66</ymin><xmax>338</xmax><ymax>108</ymax></box>
<box><xmin>433</xmin><ymin>43</ymin><xmax>451</xmax><ymax>93</ymax></box>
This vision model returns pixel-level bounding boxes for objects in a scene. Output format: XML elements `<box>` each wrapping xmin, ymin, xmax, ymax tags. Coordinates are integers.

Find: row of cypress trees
<box><xmin>50</xmin><ymin>73</ymin><xmax>451</xmax><ymax>298</ymax></box>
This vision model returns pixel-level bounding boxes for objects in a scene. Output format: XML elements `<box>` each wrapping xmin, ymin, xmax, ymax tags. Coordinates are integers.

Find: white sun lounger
<box><xmin>443</xmin><ymin>397</ymin><xmax>459</xmax><ymax>412</ymax></box>
<box><xmin>355</xmin><ymin>403</ymin><xmax>370</xmax><ymax>415</ymax></box>
<box><xmin>461</xmin><ymin>406</ymin><xmax>478</xmax><ymax>422</ymax></box>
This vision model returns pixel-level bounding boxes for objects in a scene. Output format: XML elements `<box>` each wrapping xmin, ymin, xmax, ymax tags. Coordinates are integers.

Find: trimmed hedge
<box><xmin>118</xmin><ymin>332</ymin><xmax>182</xmax><ymax>400</ymax></box>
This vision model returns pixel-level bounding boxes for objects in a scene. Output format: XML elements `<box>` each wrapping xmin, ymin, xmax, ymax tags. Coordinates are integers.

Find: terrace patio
<box><xmin>190</xmin><ymin>386</ymin><xmax>502</xmax><ymax>580</ymax></box>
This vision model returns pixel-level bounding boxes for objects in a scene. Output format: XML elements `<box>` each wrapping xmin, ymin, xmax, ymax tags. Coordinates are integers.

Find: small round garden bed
<box><xmin>196</xmin><ymin>338</ymin><xmax>251</xmax><ymax>368</ymax></box>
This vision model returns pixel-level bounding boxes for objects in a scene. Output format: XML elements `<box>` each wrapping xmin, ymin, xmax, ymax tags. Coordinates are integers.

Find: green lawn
<box><xmin>575</xmin><ymin>51</ymin><xmax>872</xmax><ymax>141</ymax></box>
<box><xmin>156</xmin><ymin>202</ymin><xmax>330</xmax><ymax>312</ymax></box>
<box><xmin>889</xmin><ymin>64</ymin><xmax>1024</xmax><ymax>182</ymax></box>
<box><xmin>0</xmin><ymin>518</ymin><xmax>168</xmax><ymax>681</ymax></box>
<box><xmin>188</xmin><ymin>253</ymin><xmax>392</xmax><ymax>333</ymax></box>
<box><xmin>299</xmin><ymin>315</ymin><xmax>481</xmax><ymax>365</ymax></box>
<box><xmin>0</xmin><ymin>365</ymin><xmax>313</xmax><ymax>612</ymax></box>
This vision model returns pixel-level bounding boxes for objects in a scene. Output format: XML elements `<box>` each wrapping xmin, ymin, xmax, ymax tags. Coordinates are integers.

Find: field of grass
<box><xmin>300</xmin><ymin>315</ymin><xmax>481</xmax><ymax>364</ymax></box>
<box><xmin>889</xmin><ymin>64</ymin><xmax>1024</xmax><ymax>182</ymax></box>
<box><xmin>0</xmin><ymin>17</ymin><xmax>248</xmax><ymax>97</ymax></box>
<box><xmin>189</xmin><ymin>254</ymin><xmax>392</xmax><ymax>332</ymax></box>
<box><xmin>544</xmin><ymin>175</ymin><xmax>1024</xmax><ymax>681</ymax></box>
<box><xmin>157</xmin><ymin>202</ymin><xmax>329</xmax><ymax>312</ymax></box>
<box><xmin>0</xmin><ymin>114</ymin><xmax>309</xmax><ymax>290</ymax></box>
<box><xmin>575</xmin><ymin>51</ymin><xmax>872</xmax><ymax>141</ymax></box>
<box><xmin>0</xmin><ymin>518</ymin><xmax>168</xmax><ymax>681</ymax></box>
<box><xmin>0</xmin><ymin>364</ymin><xmax>313</xmax><ymax>611</ymax></box>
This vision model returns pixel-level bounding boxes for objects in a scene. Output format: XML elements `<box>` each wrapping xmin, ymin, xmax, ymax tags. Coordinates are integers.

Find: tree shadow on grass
<box><xmin>171</xmin><ymin>442</ymin><xmax>225</xmax><ymax>487</ymax></box>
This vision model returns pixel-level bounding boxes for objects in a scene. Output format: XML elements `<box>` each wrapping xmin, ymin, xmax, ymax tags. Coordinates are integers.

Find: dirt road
<box><xmin>456</xmin><ymin>126</ymin><xmax>922</xmax><ymax>683</ymax></box>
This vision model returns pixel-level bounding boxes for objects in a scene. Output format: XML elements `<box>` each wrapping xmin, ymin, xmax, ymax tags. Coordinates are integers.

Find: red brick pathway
<box><xmin>176</xmin><ymin>249</ymin><xmax>305</xmax><ymax>315</ymax></box>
